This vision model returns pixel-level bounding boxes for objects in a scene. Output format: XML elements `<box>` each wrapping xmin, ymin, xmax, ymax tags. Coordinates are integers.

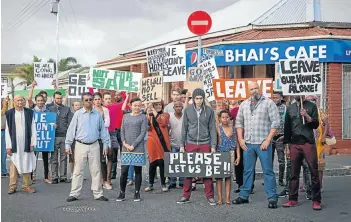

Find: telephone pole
<box><xmin>51</xmin><ymin>0</ymin><xmax>60</xmax><ymax>88</ymax></box>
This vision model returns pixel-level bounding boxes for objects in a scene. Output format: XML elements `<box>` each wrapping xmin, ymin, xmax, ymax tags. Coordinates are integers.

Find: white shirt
<box><xmin>168</xmin><ymin>112</ymin><xmax>183</xmax><ymax>147</ymax></box>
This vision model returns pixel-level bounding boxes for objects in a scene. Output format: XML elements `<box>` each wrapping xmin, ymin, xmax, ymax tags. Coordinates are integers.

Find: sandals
<box><xmin>44</xmin><ymin>179</ymin><xmax>52</xmax><ymax>184</ymax></box>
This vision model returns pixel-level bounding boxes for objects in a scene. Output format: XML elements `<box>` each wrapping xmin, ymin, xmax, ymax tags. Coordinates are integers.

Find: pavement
<box><xmin>1</xmin><ymin>156</ymin><xmax>351</xmax><ymax>222</ymax></box>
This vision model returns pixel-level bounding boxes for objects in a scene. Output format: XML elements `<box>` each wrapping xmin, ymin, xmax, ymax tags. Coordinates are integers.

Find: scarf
<box><xmin>151</xmin><ymin>110</ymin><xmax>169</xmax><ymax>152</ymax></box>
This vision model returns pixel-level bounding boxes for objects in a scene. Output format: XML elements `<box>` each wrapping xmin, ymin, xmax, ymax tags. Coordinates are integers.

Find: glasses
<box><xmin>84</xmin><ymin>98</ymin><xmax>93</xmax><ymax>102</ymax></box>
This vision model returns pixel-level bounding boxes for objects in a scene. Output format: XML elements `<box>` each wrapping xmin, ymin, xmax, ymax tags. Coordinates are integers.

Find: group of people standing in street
<box><xmin>1</xmin><ymin>80</ymin><xmax>332</xmax><ymax>211</ymax></box>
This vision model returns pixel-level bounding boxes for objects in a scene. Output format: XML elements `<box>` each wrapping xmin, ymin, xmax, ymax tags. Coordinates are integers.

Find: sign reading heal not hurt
<box><xmin>68</xmin><ymin>74</ymin><xmax>89</xmax><ymax>98</ymax></box>
<box><xmin>164</xmin><ymin>152</ymin><xmax>231</xmax><ymax>178</ymax></box>
<box><xmin>279</xmin><ymin>59</ymin><xmax>322</xmax><ymax>95</ymax></box>
<box><xmin>34</xmin><ymin>62</ymin><xmax>55</xmax><ymax>89</ymax></box>
<box><xmin>140</xmin><ymin>76</ymin><xmax>163</xmax><ymax>104</ymax></box>
<box><xmin>34</xmin><ymin>112</ymin><xmax>56</xmax><ymax>152</ymax></box>
<box><xmin>87</xmin><ymin>68</ymin><xmax>142</xmax><ymax>92</ymax></box>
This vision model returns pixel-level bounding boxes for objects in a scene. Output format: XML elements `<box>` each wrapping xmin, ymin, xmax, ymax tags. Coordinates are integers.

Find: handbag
<box><xmin>325</xmin><ymin>136</ymin><xmax>336</xmax><ymax>146</ymax></box>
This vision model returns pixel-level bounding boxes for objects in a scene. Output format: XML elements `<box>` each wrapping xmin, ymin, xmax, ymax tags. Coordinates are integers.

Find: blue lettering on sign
<box><xmin>186</xmin><ymin>39</ymin><xmax>351</xmax><ymax>68</ymax></box>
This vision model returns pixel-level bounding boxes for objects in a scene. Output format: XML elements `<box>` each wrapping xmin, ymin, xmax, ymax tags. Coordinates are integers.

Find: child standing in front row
<box><xmin>216</xmin><ymin>110</ymin><xmax>240</xmax><ymax>205</ymax></box>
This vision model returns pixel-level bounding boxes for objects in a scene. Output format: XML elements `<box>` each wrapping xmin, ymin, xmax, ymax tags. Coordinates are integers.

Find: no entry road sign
<box><xmin>187</xmin><ymin>10</ymin><xmax>212</xmax><ymax>36</ymax></box>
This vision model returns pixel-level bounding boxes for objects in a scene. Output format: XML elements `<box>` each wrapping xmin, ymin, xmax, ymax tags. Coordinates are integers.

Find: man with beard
<box><xmin>282</xmin><ymin>96</ymin><xmax>321</xmax><ymax>210</ymax></box>
<box><xmin>232</xmin><ymin>82</ymin><xmax>280</xmax><ymax>209</ymax></box>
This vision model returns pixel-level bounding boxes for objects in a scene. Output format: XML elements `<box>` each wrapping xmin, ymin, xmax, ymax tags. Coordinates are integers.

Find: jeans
<box><xmin>240</xmin><ymin>143</ymin><xmax>277</xmax><ymax>201</ymax></box>
<box><xmin>128</xmin><ymin>165</ymin><xmax>134</xmax><ymax>181</ymax></box>
<box><xmin>1</xmin><ymin>131</ymin><xmax>8</xmax><ymax>174</ymax></box>
<box><xmin>169</xmin><ymin>147</ymin><xmax>184</xmax><ymax>186</ymax></box>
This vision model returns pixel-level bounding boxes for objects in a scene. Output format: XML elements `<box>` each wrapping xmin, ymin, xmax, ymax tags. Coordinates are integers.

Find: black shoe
<box><xmin>234</xmin><ymin>188</ymin><xmax>240</xmax><ymax>193</ymax></box>
<box><xmin>96</xmin><ymin>196</ymin><xmax>108</xmax><ymax>201</ymax></box>
<box><xmin>134</xmin><ymin>192</ymin><xmax>141</xmax><ymax>202</ymax></box>
<box><xmin>60</xmin><ymin>178</ymin><xmax>70</xmax><ymax>183</ymax></box>
<box><xmin>177</xmin><ymin>197</ymin><xmax>190</xmax><ymax>204</ymax></box>
<box><xmin>250</xmin><ymin>189</ymin><xmax>255</xmax><ymax>194</ymax></box>
<box><xmin>278</xmin><ymin>190</ymin><xmax>288</xmax><ymax>198</ymax></box>
<box><xmin>268</xmin><ymin>200</ymin><xmax>278</xmax><ymax>209</ymax></box>
<box><xmin>232</xmin><ymin>197</ymin><xmax>249</xmax><ymax>204</ymax></box>
<box><xmin>67</xmin><ymin>196</ymin><xmax>78</xmax><ymax>202</ymax></box>
<box><xmin>116</xmin><ymin>192</ymin><xmax>125</xmax><ymax>202</ymax></box>
<box><xmin>52</xmin><ymin>179</ymin><xmax>58</xmax><ymax>184</ymax></box>
<box><xmin>305</xmin><ymin>192</ymin><xmax>312</xmax><ymax>200</ymax></box>
<box><xmin>168</xmin><ymin>184</ymin><xmax>176</xmax><ymax>189</ymax></box>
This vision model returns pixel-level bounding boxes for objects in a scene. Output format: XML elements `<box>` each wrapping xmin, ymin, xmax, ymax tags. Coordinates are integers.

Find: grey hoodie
<box><xmin>180</xmin><ymin>88</ymin><xmax>217</xmax><ymax>148</ymax></box>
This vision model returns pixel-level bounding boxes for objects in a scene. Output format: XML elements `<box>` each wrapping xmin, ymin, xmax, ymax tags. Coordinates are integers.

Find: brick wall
<box><xmin>327</xmin><ymin>63</ymin><xmax>350</xmax><ymax>154</ymax></box>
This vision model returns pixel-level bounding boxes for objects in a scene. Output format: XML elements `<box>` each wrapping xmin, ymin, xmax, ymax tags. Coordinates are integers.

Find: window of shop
<box><xmin>266</xmin><ymin>64</ymin><xmax>275</xmax><ymax>79</ymax></box>
<box><xmin>241</xmin><ymin>65</ymin><xmax>254</xmax><ymax>78</ymax></box>
<box><xmin>342</xmin><ymin>64</ymin><xmax>351</xmax><ymax>139</ymax></box>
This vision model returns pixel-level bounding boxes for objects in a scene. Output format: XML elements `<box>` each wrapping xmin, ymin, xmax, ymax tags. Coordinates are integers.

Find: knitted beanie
<box><xmin>192</xmin><ymin>88</ymin><xmax>205</xmax><ymax>99</ymax></box>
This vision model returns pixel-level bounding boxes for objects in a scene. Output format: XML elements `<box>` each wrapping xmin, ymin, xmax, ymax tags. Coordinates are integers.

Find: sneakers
<box><xmin>283</xmin><ymin>200</ymin><xmax>298</xmax><ymax>208</ymax></box>
<box><xmin>208</xmin><ymin>198</ymin><xmax>217</xmax><ymax>206</ymax></box>
<box><xmin>116</xmin><ymin>192</ymin><xmax>126</xmax><ymax>202</ymax></box>
<box><xmin>305</xmin><ymin>192</ymin><xmax>312</xmax><ymax>200</ymax></box>
<box><xmin>232</xmin><ymin>197</ymin><xmax>249</xmax><ymax>205</ymax></box>
<box><xmin>278</xmin><ymin>190</ymin><xmax>288</xmax><ymax>198</ymax></box>
<box><xmin>144</xmin><ymin>186</ymin><xmax>154</xmax><ymax>192</ymax></box>
<box><xmin>312</xmin><ymin>201</ymin><xmax>322</xmax><ymax>211</ymax></box>
<box><xmin>103</xmin><ymin>182</ymin><xmax>112</xmax><ymax>190</ymax></box>
<box><xmin>161</xmin><ymin>186</ymin><xmax>169</xmax><ymax>192</ymax></box>
<box><xmin>134</xmin><ymin>192</ymin><xmax>141</xmax><ymax>202</ymax></box>
<box><xmin>177</xmin><ymin>197</ymin><xmax>190</xmax><ymax>204</ymax></box>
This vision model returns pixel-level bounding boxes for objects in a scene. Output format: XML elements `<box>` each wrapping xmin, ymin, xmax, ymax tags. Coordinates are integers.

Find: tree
<box><xmin>9</xmin><ymin>55</ymin><xmax>42</xmax><ymax>87</ymax></box>
<box><xmin>48</xmin><ymin>56</ymin><xmax>82</xmax><ymax>73</ymax></box>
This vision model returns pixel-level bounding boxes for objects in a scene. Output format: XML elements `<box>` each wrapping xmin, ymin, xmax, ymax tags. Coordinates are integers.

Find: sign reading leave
<box><xmin>34</xmin><ymin>112</ymin><xmax>56</xmax><ymax>152</ymax></box>
<box><xmin>1</xmin><ymin>83</ymin><xmax>8</xmax><ymax>98</ymax></box>
<box><xmin>34</xmin><ymin>62</ymin><xmax>55</xmax><ymax>89</ymax></box>
<box><xmin>164</xmin><ymin>152</ymin><xmax>231</xmax><ymax>178</ymax></box>
<box><xmin>199</xmin><ymin>58</ymin><xmax>219</xmax><ymax>102</ymax></box>
<box><xmin>68</xmin><ymin>74</ymin><xmax>89</xmax><ymax>98</ymax></box>
<box><xmin>213</xmin><ymin>78</ymin><xmax>274</xmax><ymax>100</ymax></box>
<box><xmin>279</xmin><ymin>59</ymin><xmax>322</xmax><ymax>95</ymax></box>
<box><xmin>140</xmin><ymin>76</ymin><xmax>163</xmax><ymax>104</ymax></box>
<box><xmin>88</xmin><ymin>68</ymin><xmax>142</xmax><ymax>92</ymax></box>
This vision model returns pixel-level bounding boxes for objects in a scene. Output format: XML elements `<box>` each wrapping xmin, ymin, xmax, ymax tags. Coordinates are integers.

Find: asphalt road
<box><xmin>1</xmin><ymin>163</ymin><xmax>351</xmax><ymax>222</ymax></box>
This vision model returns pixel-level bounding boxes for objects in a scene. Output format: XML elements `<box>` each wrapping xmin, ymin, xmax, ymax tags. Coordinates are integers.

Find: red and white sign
<box><xmin>187</xmin><ymin>10</ymin><xmax>212</xmax><ymax>36</ymax></box>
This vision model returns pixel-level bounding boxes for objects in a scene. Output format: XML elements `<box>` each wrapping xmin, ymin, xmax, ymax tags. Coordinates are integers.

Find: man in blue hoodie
<box><xmin>176</xmin><ymin>88</ymin><xmax>217</xmax><ymax>206</ymax></box>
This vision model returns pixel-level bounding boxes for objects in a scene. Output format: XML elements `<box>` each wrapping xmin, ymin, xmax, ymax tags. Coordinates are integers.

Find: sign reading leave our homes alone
<box><xmin>279</xmin><ymin>58</ymin><xmax>322</xmax><ymax>95</ymax></box>
<box><xmin>34</xmin><ymin>62</ymin><xmax>55</xmax><ymax>89</ymax></box>
<box><xmin>68</xmin><ymin>74</ymin><xmax>89</xmax><ymax>98</ymax></box>
<box><xmin>140</xmin><ymin>76</ymin><xmax>163</xmax><ymax>104</ymax></box>
<box><xmin>213</xmin><ymin>78</ymin><xmax>274</xmax><ymax>100</ymax></box>
<box><xmin>164</xmin><ymin>152</ymin><xmax>231</xmax><ymax>178</ymax></box>
<box><xmin>199</xmin><ymin>58</ymin><xmax>219</xmax><ymax>102</ymax></box>
<box><xmin>87</xmin><ymin>68</ymin><xmax>142</xmax><ymax>92</ymax></box>
<box><xmin>34</xmin><ymin>112</ymin><xmax>56</xmax><ymax>152</ymax></box>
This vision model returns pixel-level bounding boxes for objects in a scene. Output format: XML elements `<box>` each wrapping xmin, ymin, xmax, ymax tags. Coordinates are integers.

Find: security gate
<box><xmin>342</xmin><ymin>64</ymin><xmax>351</xmax><ymax>139</ymax></box>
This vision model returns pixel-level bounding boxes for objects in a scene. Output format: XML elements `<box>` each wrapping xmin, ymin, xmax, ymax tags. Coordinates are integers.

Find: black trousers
<box><xmin>149</xmin><ymin>159</ymin><xmax>165</xmax><ymax>186</ymax></box>
<box><xmin>99</xmin><ymin>140</ymin><xmax>108</xmax><ymax>182</ymax></box>
<box><xmin>120</xmin><ymin>165</ymin><xmax>142</xmax><ymax>192</ymax></box>
<box><xmin>33</xmin><ymin>152</ymin><xmax>49</xmax><ymax>179</ymax></box>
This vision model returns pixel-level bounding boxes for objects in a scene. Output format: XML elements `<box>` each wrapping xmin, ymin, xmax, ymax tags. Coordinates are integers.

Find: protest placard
<box><xmin>279</xmin><ymin>58</ymin><xmax>322</xmax><ymax>95</ymax></box>
<box><xmin>1</xmin><ymin>83</ymin><xmax>8</xmax><ymax>98</ymax></box>
<box><xmin>34</xmin><ymin>62</ymin><xmax>55</xmax><ymax>89</ymax></box>
<box><xmin>213</xmin><ymin>78</ymin><xmax>273</xmax><ymax>100</ymax></box>
<box><xmin>162</xmin><ymin>45</ymin><xmax>186</xmax><ymax>82</ymax></box>
<box><xmin>140</xmin><ymin>76</ymin><xmax>163</xmax><ymax>104</ymax></box>
<box><xmin>273</xmin><ymin>62</ymin><xmax>282</xmax><ymax>92</ymax></box>
<box><xmin>147</xmin><ymin>46</ymin><xmax>168</xmax><ymax>74</ymax></box>
<box><xmin>87</xmin><ymin>68</ymin><xmax>142</xmax><ymax>92</ymax></box>
<box><xmin>188</xmin><ymin>67</ymin><xmax>204</xmax><ymax>81</ymax></box>
<box><xmin>68</xmin><ymin>74</ymin><xmax>89</xmax><ymax>98</ymax></box>
<box><xmin>164</xmin><ymin>152</ymin><xmax>231</xmax><ymax>178</ymax></box>
<box><xmin>199</xmin><ymin>58</ymin><xmax>219</xmax><ymax>102</ymax></box>
<box><xmin>34</xmin><ymin>112</ymin><xmax>56</xmax><ymax>152</ymax></box>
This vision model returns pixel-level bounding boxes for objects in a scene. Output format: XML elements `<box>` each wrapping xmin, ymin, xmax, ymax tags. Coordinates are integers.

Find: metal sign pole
<box><xmin>197</xmin><ymin>35</ymin><xmax>202</xmax><ymax>67</ymax></box>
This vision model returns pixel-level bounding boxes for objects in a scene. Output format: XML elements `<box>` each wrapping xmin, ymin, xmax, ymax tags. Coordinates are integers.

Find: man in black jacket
<box><xmin>282</xmin><ymin>96</ymin><xmax>321</xmax><ymax>210</ymax></box>
<box><xmin>49</xmin><ymin>91</ymin><xmax>73</xmax><ymax>184</ymax></box>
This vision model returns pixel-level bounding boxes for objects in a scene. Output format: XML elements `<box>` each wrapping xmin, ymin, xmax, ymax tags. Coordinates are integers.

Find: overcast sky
<box><xmin>1</xmin><ymin>0</ymin><xmax>236</xmax><ymax>66</ymax></box>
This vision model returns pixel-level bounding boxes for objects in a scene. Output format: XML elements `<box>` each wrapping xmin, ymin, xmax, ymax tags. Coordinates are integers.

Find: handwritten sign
<box><xmin>279</xmin><ymin>59</ymin><xmax>322</xmax><ymax>95</ymax></box>
<box><xmin>188</xmin><ymin>67</ymin><xmax>204</xmax><ymax>81</ymax></box>
<box><xmin>140</xmin><ymin>76</ymin><xmax>163</xmax><ymax>104</ymax></box>
<box><xmin>1</xmin><ymin>83</ymin><xmax>8</xmax><ymax>98</ymax></box>
<box><xmin>68</xmin><ymin>74</ymin><xmax>89</xmax><ymax>98</ymax></box>
<box><xmin>199</xmin><ymin>58</ymin><xmax>219</xmax><ymax>102</ymax></box>
<box><xmin>213</xmin><ymin>78</ymin><xmax>274</xmax><ymax>100</ymax></box>
<box><xmin>147</xmin><ymin>46</ymin><xmax>168</xmax><ymax>74</ymax></box>
<box><xmin>164</xmin><ymin>152</ymin><xmax>231</xmax><ymax>178</ymax></box>
<box><xmin>34</xmin><ymin>62</ymin><xmax>55</xmax><ymax>89</ymax></box>
<box><xmin>162</xmin><ymin>45</ymin><xmax>187</xmax><ymax>82</ymax></box>
<box><xmin>87</xmin><ymin>68</ymin><xmax>142</xmax><ymax>92</ymax></box>
<box><xmin>34</xmin><ymin>112</ymin><xmax>56</xmax><ymax>152</ymax></box>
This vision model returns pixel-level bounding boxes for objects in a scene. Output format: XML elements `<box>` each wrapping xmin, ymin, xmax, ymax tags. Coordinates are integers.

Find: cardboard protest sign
<box><xmin>162</xmin><ymin>45</ymin><xmax>187</xmax><ymax>82</ymax></box>
<box><xmin>88</xmin><ymin>68</ymin><xmax>142</xmax><ymax>92</ymax></box>
<box><xmin>164</xmin><ymin>152</ymin><xmax>231</xmax><ymax>178</ymax></box>
<box><xmin>34</xmin><ymin>62</ymin><xmax>55</xmax><ymax>89</ymax></box>
<box><xmin>274</xmin><ymin>62</ymin><xmax>282</xmax><ymax>92</ymax></box>
<box><xmin>279</xmin><ymin>59</ymin><xmax>322</xmax><ymax>95</ymax></box>
<box><xmin>68</xmin><ymin>74</ymin><xmax>89</xmax><ymax>98</ymax></box>
<box><xmin>213</xmin><ymin>78</ymin><xmax>273</xmax><ymax>100</ymax></box>
<box><xmin>147</xmin><ymin>46</ymin><xmax>168</xmax><ymax>74</ymax></box>
<box><xmin>34</xmin><ymin>112</ymin><xmax>56</xmax><ymax>152</ymax></box>
<box><xmin>1</xmin><ymin>83</ymin><xmax>8</xmax><ymax>98</ymax></box>
<box><xmin>140</xmin><ymin>76</ymin><xmax>163</xmax><ymax>104</ymax></box>
<box><xmin>199</xmin><ymin>58</ymin><xmax>219</xmax><ymax>102</ymax></box>
<box><xmin>188</xmin><ymin>67</ymin><xmax>204</xmax><ymax>81</ymax></box>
